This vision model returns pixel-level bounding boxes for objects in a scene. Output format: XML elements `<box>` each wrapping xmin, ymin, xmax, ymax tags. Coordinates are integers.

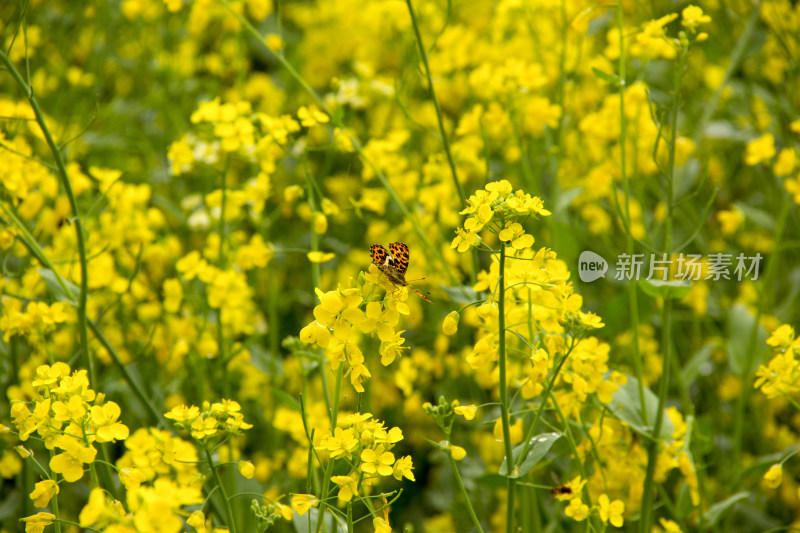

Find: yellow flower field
<box><xmin>1</xmin><ymin>0</ymin><xmax>800</xmax><ymax>532</ymax></box>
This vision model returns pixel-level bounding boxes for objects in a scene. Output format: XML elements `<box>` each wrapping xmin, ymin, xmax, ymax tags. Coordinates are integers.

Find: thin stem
<box><xmin>447</xmin><ymin>453</ymin><xmax>486</xmax><ymax>533</ymax></box>
<box><xmin>639</xmin><ymin>43</ymin><xmax>685</xmax><ymax>533</ymax></box>
<box><xmin>0</xmin><ymin>48</ymin><xmax>93</xmax><ymax>384</ymax></box>
<box><xmin>49</xmin><ymin>470</ymin><xmax>62</xmax><ymax>533</ymax></box>
<box><xmin>731</xmin><ymin>194</ymin><xmax>791</xmax><ymax>472</ymax></box>
<box><xmin>616</xmin><ymin>0</ymin><xmax>647</xmax><ymax>429</ymax></box>
<box><xmin>404</xmin><ymin>0</ymin><xmax>465</xmax><ymax>206</ymax></box>
<box><xmin>515</xmin><ymin>341</ymin><xmax>576</xmax><ymax>468</ymax></box>
<box><xmin>315</xmin><ymin>364</ymin><xmax>344</xmax><ymax>533</ymax></box>
<box><xmin>88</xmin><ymin>319</ymin><xmax>163</xmax><ymax>425</ymax></box>
<box><xmin>203</xmin><ymin>444</ymin><xmax>238</xmax><ymax>533</ymax></box>
<box><xmin>496</xmin><ymin>246</ymin><xmax>516</xmax><ymax>533</ymax></box>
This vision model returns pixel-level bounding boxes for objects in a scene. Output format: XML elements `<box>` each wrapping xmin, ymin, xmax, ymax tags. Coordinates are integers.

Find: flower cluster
<box><xmin>451</xmin><ymin>179</ymin><xmax>551</xmax><ymax>252</ymax></box>
<box><xmin>293</xmin><ymin>412</ymin><xmax>413</xmax><ymax>521</ymax></box>
<box><xmin>165</xmin><ymin>399</ymin><xmax>253</xmax><ymax>441</ymax></box>
<box><xmin>299</xmin><ymin>278</ymin><xmax>411</xmax><ymax>392</ymax></box>
<box><xmin>12</xmin><ymin>363</ymin><xmax>129</xmax><ymax>482</ymax></box>
<box><xmin>755</xmin><ymin>325</ymin><xmax>800</xmax><ymax>399</ymax></box>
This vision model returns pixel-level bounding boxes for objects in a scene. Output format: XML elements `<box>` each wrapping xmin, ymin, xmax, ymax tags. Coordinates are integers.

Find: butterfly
<box><xmin>369</xmin><ymin>242</ymin><xmax>432</xmax><ymax>303</ymax></box>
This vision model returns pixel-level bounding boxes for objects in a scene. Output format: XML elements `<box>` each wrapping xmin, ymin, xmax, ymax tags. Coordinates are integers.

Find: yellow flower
<box><xmin>744</xmin><ymin>133</ymin><xmax>776</xmax><ymax>166</ymax></box>
<box><xmin>162</xmin><ymin>278</ymin><xmax>184</xmax><ymax>313</ymax></box>
<box><xmin>298</xmin><ymin>105</ymin><xmax>330</xmax><ymax>127</ymax></box>
<box><xmin>164</xmin><ymin>404</ymin><xmax>200</xmax><ymax>423</ymax></box>
<box><xmin>238</xmin><ymin>460</ymin><xmax>255</xmax><ymax>479</ymax></box>
<box><xmin>498</xmin><ymin>222</ymin><xmax>534</xmax><ymax>250</ymax></box>
<box><xmin>118</xmin><ymin>468</ymin><xmax>146</xmax><ymax>489</ymax></box>
<box><xmin>454</xmin><ymin>403</ymin><xmax>477</xmax><ymax>420</ymax></box>
<box><xmin>442</xmin><ymin>311</ymin><xmax>460</xmax><ymax>335</ymax></box>
<box><xmin>332</xmin><ymin>474</ymin><xmax>359</xmax><ymax>502</ymax></box>
<box><xmin>767</xmin><ymin>324</ymin><xmax>795</xmax><ymax>349</ymax></box>
<box><xmin>681</xmin><ymin>5</ymin><xmax>711</xmax><ymax>31</ymax></box>
<box><xmin>659</xmin><ymin>518</ymin><xmax>683</xmax><ymax>532</ymax></box>
<box><xmin>91</xmin><ymin>402</ymin><xmax>130</xmax><ymax>442</ymax></box>
<box><xmin>307</xmin><ymin>251</ymin><xmax>335</xmax><ymax>263</ymax></box>
<box><xmin>598</xmin><ymin>494</ymin><xmax>625</xmax><ymax>527</ymax></box>
<box><xmin>717</xmin><ymin>208</ymin><xmax>744</xmax><ymax>235</ymax></box>
<box><xmin>449</xmin><ymin>444</ymin><xmax>467</xmax><ymax>460</ymax></box>
<box><xmin>361</xmin><ymin>446</ymin><xmax>395</xmax><ymax>476</ymax></box>
<box><xmin>20</xmin><ymin>512</ymin><xmax>56</xmax><ymax>533</ymax></box>
<box><xmin>317</xmin><ymin>427</ymin><xmax>359</xmax><ymax>460</ymax></box>
<box><xmin>451</xmin><ymin>227</ymin><xmax>480</xmax><ymax>253</ymax></box>
<box><xmin>485</xmin><ymin>180</ymin><xmax>513</xmax><ymax>194</ymax></box>
<box><xmin>290</xmin><ymin>494</ymin><xmax>319</xmax><ymax>516</ymax></box>
<box><xmin>763</xmin><ymin>463</ymin><xmax>782</xmax><ymax>489</ymax></box>
<box><xmin>313</xmin><ymin>212</ymin><xmax>328</xmax><ymax>234</ymax></box>
<box><xmin>163</xmin><ymin>0</ymin><xmax>183</xmax><ymax>12</ymax></box>
<box><xmin>564</xmin><ymin>497</ymin><xmax>589</xmax><ymax>521</ymax></box>
<box><xmin>49</xmin><ymin>437</ymin><xmax>97</xmax><ymax>483</ymax></box>
<box><xmin>774</xmin><ymin>148</ymin><xmax>797</xmax><ymax>177</ymax></box>
<box><xmin>187</xmin><ymin>510</ymin><xmax>207</xmax><ymax>532</ymax></box>
<box><xmin>392</xmin><ymin>455</ymin><xmax>415</xmax><ymax>481</ymax></box>
<box><xmin>29</xmin><ymin>480</ymin><xmax>59</xmax><ymax>508</ymax></box>
<box><xmin>373</xmin><ymin>517</ymin><xmax>392</xmax><ymax>533</ymax></box>
<box><xmin>265</xmin><ymin>33</ymin><xmax>284</xmax><ymax>52</ymax></box>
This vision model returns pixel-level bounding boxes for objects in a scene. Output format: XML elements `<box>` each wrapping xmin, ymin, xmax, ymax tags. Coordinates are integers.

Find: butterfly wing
<box><xmin>388</xmin><ymin>242</ymin><xmax>410</xmax><ymax>276</ymax></box>
<box><xmin>370</xmin><ymin>244</ymin><xmax>389</xmax><ymax>268</ymax></box>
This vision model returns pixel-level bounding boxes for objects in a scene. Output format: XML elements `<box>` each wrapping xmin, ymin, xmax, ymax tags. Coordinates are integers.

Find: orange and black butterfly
<box><xmin>369</xmin><ymin>242</ymin><xmax>432</xmax><ymax>303</ymax></box>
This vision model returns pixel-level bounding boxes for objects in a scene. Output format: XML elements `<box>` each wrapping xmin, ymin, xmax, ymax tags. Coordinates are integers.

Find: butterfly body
<box><xmin>370</xmin><ymin>242</ymin><xmax>432</xmax><ymax>303</ymax></box>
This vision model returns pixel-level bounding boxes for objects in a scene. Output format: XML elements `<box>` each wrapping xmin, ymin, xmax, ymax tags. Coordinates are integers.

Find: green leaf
<box><xmin>292</xmin><ymin>506</ymin><xmax>345</xmax><ymax>533</ymax></box>
<box><xmin>38</xmin><ymin>268</ymin><xmax>79</xmax><ymax>305</ymax></box>
<box><xmin>675</xmin><ymin>483</ymin><xmax>692</xmax><ymax>520</ymax></box>
<box><xmin>727</xmin><ymin>304</ymin><xmax>768</xmax><ymax>376</ymax></box>
<box><xmin>638</xmin><ymin>279</ymin><xmax>691</xmax><ymax>300</ymax></box>
<box><xmin>420</xmin><ymin>435</ymin><xmax>450</xmax><ymax>452</ymax></box>
<box><xmin>608</xmin><ymin>375</ymin><xmax>674</xmax><ymax>439</ymax></box>
<box><xmin>591</xmin><ymin>67</ymin><xmax>620</xmax><ymax>86</ymax></box>
<box><xmin>682</xmin><ymin>343</ymin><xmax>714</xmax><ymax>385</ymax></box>
<box><xmin>440</xmin><ymin>285</ymin><xmax>480</xmax><ymax>304</ymax></box>
<box><xmin>701</xmin><ymin>492</ymin><xmax>750</xmax><ymax>528</ymax></box>
<box><xmin>555</xmin><ymin>187</ymin><xmax>584</xmax><ymax>214</ymax></box>
<box><xmin>499</xmin><ymin>432</ymin><xmax>561</xmax><ymax>477</ymax></box>
<box><xmin>733</xmin><ymin>201</ymin><xmax>775</xmax><ymax>230</ymax></box>
<box><xmin>273</xmin><ymin>389</ymin><xmax>300</xmax><ymax>412</ymax></box>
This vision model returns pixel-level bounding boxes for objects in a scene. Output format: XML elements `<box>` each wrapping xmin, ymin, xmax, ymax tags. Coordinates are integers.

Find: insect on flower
<box><xmin>551</xmin><ymin>485</ymin><xmax>573</xmax><ymax>497</ymax></box>
<box><xmin>370</xmin><ymin>242</ymin><xmax>432</xmax><ymax>303</ymax></box>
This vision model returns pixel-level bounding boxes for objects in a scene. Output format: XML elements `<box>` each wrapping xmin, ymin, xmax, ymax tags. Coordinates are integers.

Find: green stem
<box><xmin>496</xmin><ymin>246</ymin><xmax>516</xmax><ymax>533</ymax></box>
<box><xmin>448</xmin><ymin>453</ymin><xmax>486</xmax><ymax>533</ymax></box>
<box><xmin>315</xmin><ymin>364</ymin><xmax>344</xmax><ymax>533</ymax></box>
<box><xmin>639</xmin><ymin>43</ymin><xmax>685</xmax><ymax>533</ymax></box>
<box><xmin>616</xmin><ymin>0</ymin><xmax>647</xmax><ymax>428</ymax></box>
<box><xmin>203</xmin><ymin>444</ymin><xmax>238</xmax><ymax>533</ymax></box>
<box><xmin>731</xmin><ymin>195</ymin><xmax>791</xmax><ymax>473</ymax></box>
<box><xmin>404</xmin><ymin>0</ymin><xmax>465</xmax><ymax>206</ymax></box>
<box><xmin>515</xmin><ymin>342</ymin><xmax>576</xmax><ymax>468</ymax></box>
<box><xmin>88</xmin><ymin>319</ymin><xmax>163</xmax><ymax>425</ymax></box>
<box><xmin>0</xmin><ymin>48</ymin><xmax>93</xmax><ymax>384</ymax></box>
<box><xmin>217</xmin><ymin>161</ymin><xmax>230</xmax><ymax>398</ymax></box>
<box><xmin>302</xmin><ymin>157</ymin><xmax>333</xmax><ymax>416</ymax></box>
<box><xmin>48</xmin><ymin>469</ymin><xmax>62</xmax><ymax>533</ymax></box>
